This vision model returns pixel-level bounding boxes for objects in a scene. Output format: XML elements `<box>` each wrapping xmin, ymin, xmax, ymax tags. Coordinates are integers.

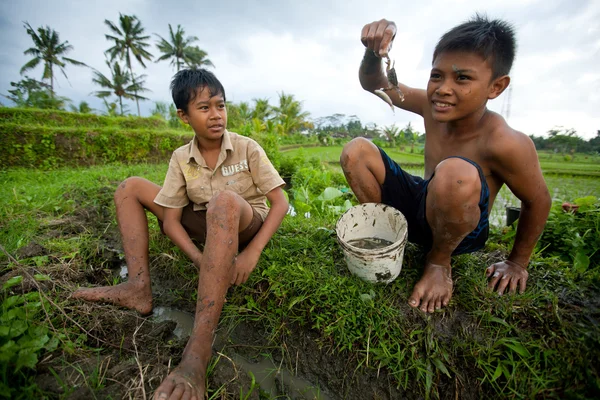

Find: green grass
<box><xmin>1</xmin><ymin>163</ymin><xmax>599</xmax><ymax>398</ymax></box>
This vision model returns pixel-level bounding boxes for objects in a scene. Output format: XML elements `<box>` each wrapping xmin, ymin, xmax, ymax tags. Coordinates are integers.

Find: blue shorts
<box><xmin>378</xmin><ymin>148</ymin><xmax>490</xmax><ymax>255</ymax></box>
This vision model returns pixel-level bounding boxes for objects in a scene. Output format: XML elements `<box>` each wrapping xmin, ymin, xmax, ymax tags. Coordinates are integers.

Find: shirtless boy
<box><xmin>341</xmin><ymin>15</ymin><xmax>551</xmax><ymax>313</ymax></box>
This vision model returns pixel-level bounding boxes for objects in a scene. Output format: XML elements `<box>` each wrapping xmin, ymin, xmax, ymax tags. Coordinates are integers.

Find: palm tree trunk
<box><xmin>119</xmin><ymin>96</ymin><xmax>124</xmax><ymax>116</ymax></box>
<box><xmin>50</xmin><ymin>65</ymin><xmax>54</xmax><ymax>99</ymax></box>
<box><xmin>127</xmin><ymin>54</ymin><xmax>141</xmax><ymax>116</ymax></box>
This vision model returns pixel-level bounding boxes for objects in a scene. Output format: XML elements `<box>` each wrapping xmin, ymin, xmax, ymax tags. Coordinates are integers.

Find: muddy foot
<box><xmin>153</xmin><ymin>364</ymin><xmax>206</xmax><ymax>400</ymax></box>
<box><xmin>408</xmin><ymin>263</ymin><xmax>453</xmax><ymax>313</ymax></box>
<box><xmin>72</xmin><ymin>281</ymin><xmax>153</xmax><ymax>315</ymax></box>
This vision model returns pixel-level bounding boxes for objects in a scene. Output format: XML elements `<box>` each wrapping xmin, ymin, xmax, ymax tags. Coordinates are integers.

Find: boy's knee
<box><xmin>115</xmin><ymin>177</ymin><xmax>143</xmax><ymax>199</ymax></box>
<box><xmin>430</xmin><ymin>158</ymin><xmax>480</xmax><ymax>201</ymax></box>
<box><xmin>206</xmin><ymin>190</ymin><xmax>242</xmax><ymax>216</ymax></box>
<box><xmin>340</xmin><ymin>137</ymin><xmax>372</xmax><ymax>169</ymax></box>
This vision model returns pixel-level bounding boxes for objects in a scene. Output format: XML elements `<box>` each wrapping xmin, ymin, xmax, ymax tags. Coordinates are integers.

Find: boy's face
<box><xmin>427</xmin><ymin>51</ymin><xmax>502</xmax><ymax>123</ymax></box>
<box><xmin>178</xmin><ymin>86</ymin><xmax>227</xmax><ymax>142</ymax></box>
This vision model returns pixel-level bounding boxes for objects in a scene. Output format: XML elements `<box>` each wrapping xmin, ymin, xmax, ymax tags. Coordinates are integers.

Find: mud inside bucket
<box><xmin>336</xmin><ymin>203</ymin><xmax>408</xmax><ymax>283</ymax></box>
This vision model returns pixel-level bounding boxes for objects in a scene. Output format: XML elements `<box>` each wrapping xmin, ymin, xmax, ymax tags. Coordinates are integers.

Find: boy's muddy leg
<box><xmin>72</xmin><ymin>177</ymin><xmax>164</xmax><ymax>315</ymax></box>
<box><xmin>340</xmin><ymin>137</ymin><xmax>386</xmax><ymax>203</ymax></box>
<box><xmin>153</xmin><ymin>190</ymin><xmax>253</xmax><ymax>400</ymax></box>
<box><xmin>409</xmin><ymin>158</ymin><xmax>480</xmax><ymax>312</ymax></box>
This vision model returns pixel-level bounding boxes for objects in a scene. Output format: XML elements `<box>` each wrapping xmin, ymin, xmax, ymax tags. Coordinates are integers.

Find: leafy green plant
<box><xmin>538</xmin><ymin>196</ymin><xmax>599</xmax><ymax>272</ymax></box>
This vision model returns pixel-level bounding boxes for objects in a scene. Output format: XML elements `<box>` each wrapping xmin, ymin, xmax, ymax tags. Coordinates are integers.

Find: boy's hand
<box><xmin>231</xmin><ymin>248</ymin><xmax>261</xmax><ymax>286</ymax></box>
<box><xmin>486</xmin><ymin>260</ymin><xmax>529</xmax><ymax>295</ymax></box>
<box><xmin>361</xmin><ymin>19</ymin><xmax>397</xmax><ymax>58</ymax></box>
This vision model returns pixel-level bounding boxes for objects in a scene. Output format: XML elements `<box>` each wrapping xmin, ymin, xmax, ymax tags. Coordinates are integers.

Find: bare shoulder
<box><xmin>485</xmin><ymin>113</ymin><xmax>536</xmax><ymax>163</ymax></box>
<box><xmin>481</xmin><ymin>113</ymin><xmax>542</xmax><ymax>189</ymax></box>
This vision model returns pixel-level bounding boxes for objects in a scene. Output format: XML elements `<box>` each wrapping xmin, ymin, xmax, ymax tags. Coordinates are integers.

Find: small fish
<box><xmin>374</xmin><ymin>89</ymin><xmax>394</xmax><ymax>112</ymax></box>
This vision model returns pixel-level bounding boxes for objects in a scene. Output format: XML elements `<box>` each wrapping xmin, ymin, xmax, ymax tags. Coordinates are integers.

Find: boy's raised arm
<box><xmin>487</xmin><ymin>131</ymin><xmax>552</xmax><ymax>294</ymax></box>
<box><xmin>359</xmin><ymin>19</ymin><xmax>428</xmax><ymax>116</ymax></box>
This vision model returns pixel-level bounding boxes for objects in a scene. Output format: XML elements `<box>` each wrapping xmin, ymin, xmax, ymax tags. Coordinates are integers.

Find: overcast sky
<box><xmin>1</xmin><ymin>0</ymin><xmax>598</xmax><ymax>139</ymax></box>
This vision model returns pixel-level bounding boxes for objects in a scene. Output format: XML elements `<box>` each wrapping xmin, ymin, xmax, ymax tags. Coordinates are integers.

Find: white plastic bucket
<box><xmin>336</xmin><ymin>203</ymin><xmax>408</xmax><ymax>283</ymax></box>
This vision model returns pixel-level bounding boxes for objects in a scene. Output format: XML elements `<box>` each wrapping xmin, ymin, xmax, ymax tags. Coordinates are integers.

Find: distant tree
<box><xmin>20</xmin><ymin>22</ymin><xmax>86</xmax><ymax>98</ymax></box>
<box><xmin>155</xmin><ymin>24</ymin><xmax>214</xmax><ymax>71</ymax></box>
<box><xmin>237</xmin><ymin>102</ymin><xmax>253</xmax><ymax>125</ymax></box>
<box><xmin>151</xmin><ymin>101</ymin><xmax>183</xmax><ymax>128</ymax></box>
<box><xmin>346</xmin><ymin>115</ymin><xmax>363</xmax><ymax>137</ymax></box>
<box><xmin>69</xmin><ymin>100</ymin><xmax>93</xmax><ymax>114</ymax></box>
<box><xmin>251</xmin><ymin>98</ymin><xmax>273</xmax><ymax>121</ymax></box>
<box><xmin>273</xmin><ymin>92</ymin><xmax>310</xmax><ymax>134</ymax></box>
<box><xmin>105</xmin><ymin>13</ymin><xmax>153</xmax><ymax>116</ymax></box>
<box><xmin>92</xmin><ymin>60</ymin><xmax>148</xmax><ymax>116</ymax></box>
<box><xmin>546</xmin><ymin>127</ymin><xmax>583</xmax><ymax>153</ymax></box>
<box><xmin>3</xmin><ymin>77</ymin><xmax>69</xmax><ymax>109</ymax></box>
<box><xmin>381</xmin><ymin>124</ymin><xmax>401</xmax><ymax>146</ymax></box>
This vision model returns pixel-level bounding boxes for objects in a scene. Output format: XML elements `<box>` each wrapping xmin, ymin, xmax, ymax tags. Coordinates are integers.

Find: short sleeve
<box><xmin>154</xmin><ymin>153</ymin><xmax>190</xmax><ymax>208</ymax></box>
<box><xmin>247</xmin><ymin>141</ymin><xmax>285</xmax><ymax>195</ymax></box>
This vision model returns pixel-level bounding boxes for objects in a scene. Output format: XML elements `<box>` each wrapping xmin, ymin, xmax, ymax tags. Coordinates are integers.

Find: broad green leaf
<box><xmin>17</xmin><ymin>334</ymin><xmax>49</xmax><ymax>351</ymax></box>
<box><xmin>317</xmin><ymin>187</ymin><xmax>343</xmax><ymax>201</ymax></box>
<box><xmin>0</xmin><ymin>340</ymin><xmax>17</xmax><ymax>359</ymax></box>
<box><xmin>343</xmin><ymin>200</ymin><xmax>353</xmax><ymax>211</ymax></box>
<box><xmin>45</xmin><ymin>336</ymin><xmax>59</xmax><ymax>352</ymax></box>
<box><xmin>34</xmin><ymin>274</ymin><xmax>51</xmax><ymax>281</ymax></box>
<box><xmin>6</xmin><ymin>319</ymin><xmax>28</xmax><ymax>339</ymax></box>
<box><xmin>15</xmin><ymin>349</ymin><xmax>38</xmax><ymax>370</ymax></box>
<box><xmin>2</xmin><ymin>295</ymin><xmax>25</xmax><ymax>310</ymax></box>
<box><xmin>2</xmin><ymin>276</ymin><xmax>23</xmax><ymax>291</ymax></box>
<box><xmin>0</xmin><ymin>326</ymin><xmax>10</xmax><ymax>337</ymax></box>
<box><xmin>573</xmin><ymin>251</ymin><xmax>590</xmax><ymax>273</ymax></box>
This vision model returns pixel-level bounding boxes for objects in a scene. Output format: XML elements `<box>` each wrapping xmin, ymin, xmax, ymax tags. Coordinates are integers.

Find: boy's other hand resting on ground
<box><xmin>486</xmin><ymin>260</ymin><xmax>529</xmax><ymax>295</ymax></box>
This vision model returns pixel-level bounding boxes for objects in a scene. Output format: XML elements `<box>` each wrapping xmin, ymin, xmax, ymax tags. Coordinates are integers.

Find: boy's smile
<box><xmin>179</xmin><ymin>87</ymin><xmax>227</xmax><ymax>143</ymax></box>
<box><xmin>427</xmin><ymin>51</ymin><xmax>496</xmax><ymax>123</ymax></box>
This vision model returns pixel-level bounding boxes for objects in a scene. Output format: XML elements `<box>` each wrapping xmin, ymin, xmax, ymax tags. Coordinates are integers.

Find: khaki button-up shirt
<box><xmin>154</xmin><ymin>130</ymin><xmax>284</xmax><ymax>221</ymax></box>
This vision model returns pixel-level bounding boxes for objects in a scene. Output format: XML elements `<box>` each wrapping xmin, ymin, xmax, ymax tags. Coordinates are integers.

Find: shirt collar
<box><xmin>187</xmin><ymin>130</ymin><xmax>233</xmax><ymax>166</ymax></box>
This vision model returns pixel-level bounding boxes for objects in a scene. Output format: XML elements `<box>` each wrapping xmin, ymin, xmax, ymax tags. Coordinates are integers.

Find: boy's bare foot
<box><xmin>153</xmin><ymin>363</ymin><xmax>206</xmax><ymax>400</ymax></box>
<box><xmin>408</xmin><ymin>263</ymin><xmax>453</xmax><ymax>313</ymax></box>
<box><xmin>72</xmin><ymin>281</ymin><xmax>153</xmax><ymax>315</ymax></box>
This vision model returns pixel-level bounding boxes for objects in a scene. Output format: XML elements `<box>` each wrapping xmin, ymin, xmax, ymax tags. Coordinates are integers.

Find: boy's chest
<box><xmin>424</xmin><ymin>135</ymin><xmax>492</xmax><ymax>179</ymax></box>
<box><xmin>181</xmin><ymin>159</ymin><xmax>255</xmax><ymax>205</ymax></box>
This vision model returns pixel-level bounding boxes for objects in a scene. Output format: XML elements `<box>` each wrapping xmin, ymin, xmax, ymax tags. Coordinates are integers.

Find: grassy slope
<box><xmin>1</xmin><ymin>164</ymin><xmax>599</xmax><ymax>398</ymax></box>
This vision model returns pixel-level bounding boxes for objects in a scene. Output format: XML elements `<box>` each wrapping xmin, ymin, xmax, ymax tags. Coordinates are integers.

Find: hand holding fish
<box><xmin>360</xmin><ymin>20</ymin><xmax>404</xmax><ymax>112</ymax></box>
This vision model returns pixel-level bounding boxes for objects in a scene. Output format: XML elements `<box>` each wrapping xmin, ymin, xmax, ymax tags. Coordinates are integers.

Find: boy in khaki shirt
<box><xmin>73</xmin><ymin>69</ymin><xmax>288</xmax><ymax>400</ymax></box>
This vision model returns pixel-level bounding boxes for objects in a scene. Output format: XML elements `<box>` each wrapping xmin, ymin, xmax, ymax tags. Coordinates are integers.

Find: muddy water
<box><xmin>152</xmin><ymin>306</ymin><xmax>195</xmax><ymax>339</ymax></box>
<box><xmin>232</xmin><ymin>354</ymin><xmax>332</xmax><ymax>399</ymax></box>
<box><xmin>347</xmin><ymin>237</ymin><xmax>394</xmax><ymax>249</ymax></box>
<box><xmin>151</xmin><ymin>307</ymin><xmax>331</xmax><ymax>398</ymax></box>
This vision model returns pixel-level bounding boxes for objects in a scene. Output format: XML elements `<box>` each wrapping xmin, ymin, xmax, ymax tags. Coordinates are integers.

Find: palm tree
<box><xmin>69</xmin><ymin>101</ymin><xmax>93</xmax><ymax>114</ymax></box>
<box><xmin>273</xmin><ymin>92</ymin><xmax>310</xmax><ymax>135</ymax></box>
<box><xmin>104</xmin><ymin>14</ymin><xmax>153</xmax><ymax>116</ymax></box>
<box><xmin>20</xmin><ymin>22</ymin><xmax>86</xmax><ymax>98</ymax></box>
<box><xmin>252</xmin><ymin>98</ymin><xmax>273</xmax><ymax>121</ymax></box>
<box><xmin>155</xmin><ymin>24</ymin><xmax>214</xmax><ymax>71</ymax></box>
<box><xmin>92</xmin><ymin>60</ymin><xmax>148</xmax><ymax>116</ymax></box>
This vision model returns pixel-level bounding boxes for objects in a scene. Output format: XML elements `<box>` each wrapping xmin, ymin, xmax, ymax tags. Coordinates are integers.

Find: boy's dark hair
<box><xmin>433</xmin><ymin>13</ymin><xmax>516</xmax><ymax>79</ymax></box>
<box><xmin>170</xmin><ymin>68</ymin><xmax>226</xmax><ymax>112</ymax></box>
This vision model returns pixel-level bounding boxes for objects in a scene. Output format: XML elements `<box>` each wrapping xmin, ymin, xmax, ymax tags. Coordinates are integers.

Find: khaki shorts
<box><xmin>158</xmin><ymin>203</ymin><xmax>263</xmax><ymax>249</ymax></box>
